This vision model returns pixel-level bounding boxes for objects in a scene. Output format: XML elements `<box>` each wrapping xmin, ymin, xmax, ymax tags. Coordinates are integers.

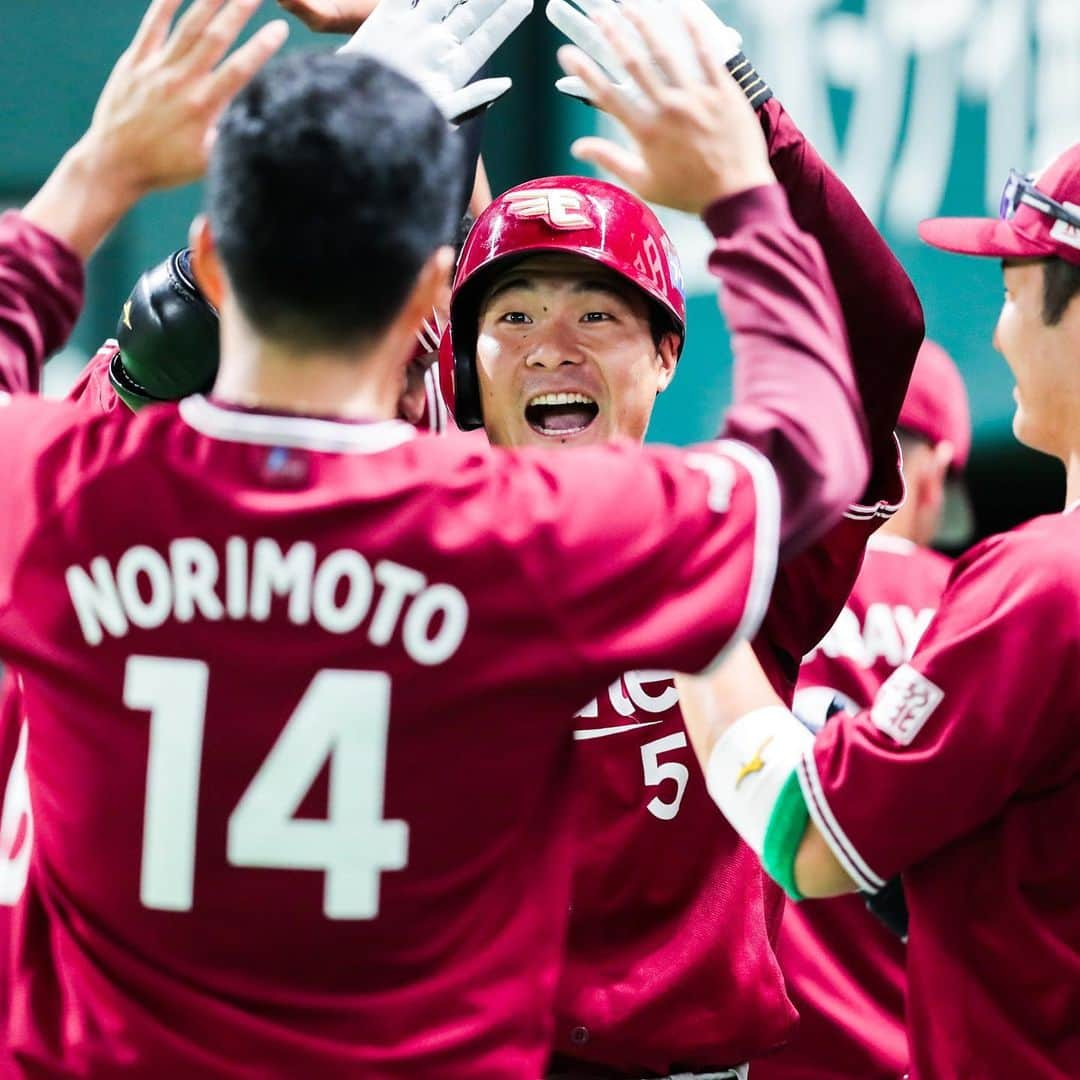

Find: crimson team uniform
<box><xmin>803</xmin><ymin>508</ymin><xmax>1080</xmax><ymax>1078</ymax></box>
<box><xmin>0</xmin><ymin>183</ymin><xmax>863</xmax><ymax>1078</ymax></box>
<box><xmin>546</xmin><ymin>97</ymin><xmax>923</xmax><ymax>1076</ymax></box>
<box><xmin>753</xmin><ymin>534</ymin><xmax>951</xmax><ymax>1080</ymax></box>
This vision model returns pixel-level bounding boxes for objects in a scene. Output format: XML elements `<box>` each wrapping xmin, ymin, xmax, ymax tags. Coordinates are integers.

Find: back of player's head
<box><xmin>206</xmin><ymin>52</ymin><xmax>464</xmax><ymax>350</ymax></box>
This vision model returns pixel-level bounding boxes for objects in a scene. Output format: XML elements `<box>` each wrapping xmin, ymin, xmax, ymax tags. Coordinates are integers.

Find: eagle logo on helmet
<box><xmin>504</xmin><ymin>189</ymin><xmax>594</xmax><ymax>230</ymax></box>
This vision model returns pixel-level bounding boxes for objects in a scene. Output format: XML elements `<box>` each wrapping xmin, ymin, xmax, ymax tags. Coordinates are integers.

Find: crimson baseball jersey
<box><xmin>550</xmin><ymin>97</ymin><xmax>924</xmax><ymax>1073</ymax></box>
<box><xmin>0</xmin><ymin>174</ymin><xmax>865</xmax><ymax>1073</ymax></box>
<box><xmin>801</xmin><ymin>506</ymin><xmax>1080</xmax><ymax>1079</ymax></box>
<box><xmin>0</xmin><ymin>395</ymin><xmax>781</xmax><ymax>1078</ymax></box>
<box><xmin>754</xmin><ymin>535</ymin><xmax>952</xmax><ymax>1080</ymax></box>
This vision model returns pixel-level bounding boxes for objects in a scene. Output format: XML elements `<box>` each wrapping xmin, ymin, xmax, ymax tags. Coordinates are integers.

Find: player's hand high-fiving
<box><xmin>337</xmin><ymin>0</ymin><xmax>531</xmax><ymax>123</ymax></box>
<box><xmin>548</xmin><ymin>0</ymin><xmax>744</xmax><ymax>106</ymax></box>
<box><xmin>558</xmin><ymin>0</ymin><xmax>775</xmax><ymax>214</ymax></box>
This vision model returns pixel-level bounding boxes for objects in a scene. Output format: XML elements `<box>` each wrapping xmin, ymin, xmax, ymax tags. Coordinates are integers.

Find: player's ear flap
<box><xmin>188</xmin><ymin>215</ymin><xmax>226</xmax><ymax>312</ymax></box>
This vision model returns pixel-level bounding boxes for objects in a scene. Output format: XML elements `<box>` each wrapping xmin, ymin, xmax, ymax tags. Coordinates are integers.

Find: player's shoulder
<box><xmin>948</xmin><ymin>509</ymin><xmax>1080</xmax><ymax>607</ymax></box>
<box><xmin>0</xmin><ymin>388</ymin><xmax>170</xmax><ymax>513</ymax></box>
<box><xmin>66</xmin><ymin>339</ymin><xmax>124</xmax><ymax>415</ymax></box>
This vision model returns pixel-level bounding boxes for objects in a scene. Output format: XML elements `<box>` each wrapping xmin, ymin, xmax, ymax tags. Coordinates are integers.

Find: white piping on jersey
<box><xmin>573</xmin><ymin>720</ymin><xmax>664</xmax><ymax>741</ymax></box>
<box><xmin>1065</xmin><ymin>498</ymin><xmax>1080</xmax><ymax>515</ymax></box>
<box><xmin>424</xmin><ymin>363</ymin><xmax>449</xmax><ymax>434</ymax></box>
<box><xmin>698</xmin><ymin>438</ymin><xmax>781</xmax><ymax>675</ymax></box>
<box><xmin>797</xmin><ymin>749</ymin><xmax>886</xmax><ymax>894</ymax></box>
<box><xmin>845</xmin><ymin>433</ymin><xmax>905</xmax><ymax>521</ymax></box>
<box><xmin>866</xmin><ymin>534</ymin><xmax>918</xmax><ymax>555</ymax></box>
<box><xmin>178</xmin><ymin>395</ymin><xmax>418</xmax><ymax>454</ymax></box>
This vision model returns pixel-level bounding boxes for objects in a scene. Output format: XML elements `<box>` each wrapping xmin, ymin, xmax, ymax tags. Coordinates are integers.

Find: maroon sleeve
<box><xmin>706</xmin><ymin>184</ymin><xmax>870</xmax><ymax>559</ymax></box>
<box><xmin>798</xmin><ymin>519</ymin><xmax>1080</xmax><ymax>889</ymax></box>
<box><xmin>748</xmin><ymin>100</ymin><xmax>923</xmax><ymax>664</ymax></box>
<box><xmin>0</xmin><ymin>211</ymin><xmax>84</xmax><ymax>395</ymax></box>
<box><xmin>761</xmin><ymin>99</ymin><xmax>924</xmax><ymax>489</ymax></box>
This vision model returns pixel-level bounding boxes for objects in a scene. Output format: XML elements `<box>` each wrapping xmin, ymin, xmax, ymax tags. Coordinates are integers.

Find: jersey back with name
<box><xmin>0</xmin><ymin>394</ymin><xmax>774</xmax><ymax>1077</ymax></box>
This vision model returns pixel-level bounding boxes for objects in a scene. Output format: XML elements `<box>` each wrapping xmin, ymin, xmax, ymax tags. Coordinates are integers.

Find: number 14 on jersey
<box><xmin>126</xmin><ymin>657</ymin><xmax>409</xmax><ymax>919</ymax></box>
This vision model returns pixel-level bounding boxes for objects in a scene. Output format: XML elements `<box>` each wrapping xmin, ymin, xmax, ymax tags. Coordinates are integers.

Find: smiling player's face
<box><xmin>474</xmin><ymin>255</ymin><xmax>679</xmax><ymax>449</ymax></box>
<box><xmin>994</xmin><ymin>259</ymin><xmax>1080</xmax><ymax>458</ymax></box>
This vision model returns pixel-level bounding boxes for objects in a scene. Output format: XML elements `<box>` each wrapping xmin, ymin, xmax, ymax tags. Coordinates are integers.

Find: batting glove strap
<box><xmin>726</xmin><ymin>52</ymin><xmax>773</xmax><ymax>111</ymax></box>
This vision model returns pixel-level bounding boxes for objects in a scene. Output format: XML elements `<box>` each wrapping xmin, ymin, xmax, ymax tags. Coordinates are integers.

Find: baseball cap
<box><xmin>919</xmin><ymin>144</ymin><xmax>1080</xmax><ymax>264</ymax></box>
<box><xmin>896</xmin><ymin>340</ymin><xmax>974</xmax><ymax>548</ymax></box>
<box><xmin>897</xmin><ymin>340</ymin><xmax>972</xmax><ymax>472</ymax></box>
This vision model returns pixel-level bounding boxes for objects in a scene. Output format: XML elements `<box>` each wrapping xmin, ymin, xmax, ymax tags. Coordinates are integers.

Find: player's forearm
<box><xmin>0</xmin><ymin>212</ymin><xmax>84</xmax><ymax>395</ymax></box>
<box><xmin>760</xmin><ymin>100</ymin><xmax>924</xmax><ymax>473</ymax></box>
<box><xmin>707</xmin><ymin>184</ymin><xmax>870</xmax><ymax>559</ymax></box>
<box><xmin>677</xmin><ymin>648</ymin><xmax>858</xmax><ymax>901</ymax></box>
<box><xmin>22</xmin><ymin>135</ymin><xmax>144</xmax><ymax>264</ymax></box>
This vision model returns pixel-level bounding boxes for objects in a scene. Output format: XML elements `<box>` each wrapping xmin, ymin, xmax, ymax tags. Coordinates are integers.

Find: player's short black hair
<box><xmin>207</xmin><ymin>52</ymin><xmax>464</xmax><ymax>350</ymax></box>
<box><xmin>1042</xmin><ymin>257</ymin><xmax>1080</xmax><ymax>326</ymax></box>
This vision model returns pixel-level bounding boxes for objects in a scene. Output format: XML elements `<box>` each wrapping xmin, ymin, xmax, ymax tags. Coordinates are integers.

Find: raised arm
<box><xmin>761</xmin><ymin>100</ymin><xmax>924</xmax><ymax>481</ymax></box>
<box><xmin>0</xmin><ymin>0</ymin><xmax>287</xmax><ymax>396</ymax></box>
<box><xmin>559</xmin><ymin>4</ymin><xmax>868</xmax><ymax>556</ymax></box>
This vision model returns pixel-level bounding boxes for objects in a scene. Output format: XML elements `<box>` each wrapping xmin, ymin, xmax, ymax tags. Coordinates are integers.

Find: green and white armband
<box><xmin>704</xmin><ymin>705</ymin><xmax>813</xmax><ymax>899</ymax></box>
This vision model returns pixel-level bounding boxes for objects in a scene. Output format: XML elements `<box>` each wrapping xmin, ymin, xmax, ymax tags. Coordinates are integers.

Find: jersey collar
<box><xmin>178</xmin><ymin>395</ymin><xmax>418</xmax><ymax>455</ymax></box>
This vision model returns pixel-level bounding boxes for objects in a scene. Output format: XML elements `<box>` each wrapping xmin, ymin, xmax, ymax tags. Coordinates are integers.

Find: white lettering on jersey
<box><xmin>504</xmin><ymin>189</ymin><xmax>593</xmax><ymax>230</ymax></box>
<box><xmin>871</xmin><ymin>664</ymin><xmax>944</xmax><ymax>746</ymax></box>
<box><xmin>808</xmin><ymin>603</ymin><xmax>937</xmax><ymax>668</ymax></box>
<box><xmin>574</xmin><ymin>671</ymin><xmax>679</xmax><ymax>727</ymax></box>
<box><xmin>65</xmin><ymin>540</ymin><xmax>469</xmax><ymax>664</ymax></box>
<box><xmin>685</xmin><ymin>452</ymin><xmax>736</xmax><ymax>513</ymax></box>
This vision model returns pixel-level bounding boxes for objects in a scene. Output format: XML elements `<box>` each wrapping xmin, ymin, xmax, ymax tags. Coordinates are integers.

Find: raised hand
<box><xmin>23</xmin><ymin>0</ymin><xmax>289</xmax><ymax>259</ymax></box>
<box><xmin>558</xmin><ymin>1</ymin><xmax>774</xmax><ymax>214</ymax></box>
<box><xmin>338</xmin><ymin>0</ymin><xmax>532</xmax><ymax>123</ymax></box>
<box><xmin>547</xmin><ymin>0</ymin><xmax>742</xmax><ymax>106</ymax></box>
<box><xmin>87</xmin><ymin>0</ymin><xmax>288</xmax><ymax>195</ymax></box>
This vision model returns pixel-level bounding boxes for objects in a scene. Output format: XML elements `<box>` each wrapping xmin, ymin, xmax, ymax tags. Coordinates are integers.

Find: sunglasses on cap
<box><xmin>1000</xmin><ymin>169</ymin><xmax>1080</xmax><ymax>231</ymax></box>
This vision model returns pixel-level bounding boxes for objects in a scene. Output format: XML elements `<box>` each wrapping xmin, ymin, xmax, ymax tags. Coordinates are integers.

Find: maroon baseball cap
<box><xmin>897</xmin><ymin>340</ymin><xmax>972</xmax><ymax>472</ymax></box>
<box><xmin>919</xmin><ymin>143</ymin><xmax>1080</xmax><ymax>265</ymax></box>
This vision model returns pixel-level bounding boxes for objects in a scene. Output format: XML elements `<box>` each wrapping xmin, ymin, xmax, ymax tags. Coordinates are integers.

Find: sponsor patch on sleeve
<box><xmin>870</xmin><ymin>664</ymin><xmax>944</xmax><ymax>746</ymax></box>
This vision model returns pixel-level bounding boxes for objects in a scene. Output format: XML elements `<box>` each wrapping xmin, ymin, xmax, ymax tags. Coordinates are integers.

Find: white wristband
<box><xmin>704</xmin><ymin>705</ymin><xmax>813</xmax><ymax>857</ymax></box>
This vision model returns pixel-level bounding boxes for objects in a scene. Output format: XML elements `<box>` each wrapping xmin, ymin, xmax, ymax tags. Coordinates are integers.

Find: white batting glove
<box><xmin>339</xmin><ymin>0</ymin><xmax>532</xmax><ymax>124</ymax></box>
<box><xmin>547</xmin><ymin>0</ymin><xmax>744</xmax><ymax>106</ymax></box>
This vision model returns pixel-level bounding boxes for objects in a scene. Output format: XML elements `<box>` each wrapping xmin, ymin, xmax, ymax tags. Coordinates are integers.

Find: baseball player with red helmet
<box><xmin>680</xmin><ymin>146</ymin><xmax>1080</xmax><ymax>1080</ymax></box>
<box><xmin>754</xmin><ymin>340</ymin><xmax>972</xmax><ymax>1080</ymax></box>
<box><xmin>430</xmin><ymin>2</ymin><xmax>924</xmax><ymax>1075</ymax></box>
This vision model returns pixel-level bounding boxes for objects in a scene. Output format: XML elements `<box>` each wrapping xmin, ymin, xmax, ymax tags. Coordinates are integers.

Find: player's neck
<box><xmin>1065</xmin><ymin>447</ymin><xmax>1080</xmax><ymax>509</ymax></box>
<box><xmin>211</xmin><ymin>303</ymin><xmax>407</xmax><ymax>422</ymax></box>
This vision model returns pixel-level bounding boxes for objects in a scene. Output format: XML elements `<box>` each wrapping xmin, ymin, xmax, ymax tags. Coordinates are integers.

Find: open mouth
<box><xmin>524</xmin><ymin>392</ymin><xmax>600</xmax><ymax>437</ymax></box>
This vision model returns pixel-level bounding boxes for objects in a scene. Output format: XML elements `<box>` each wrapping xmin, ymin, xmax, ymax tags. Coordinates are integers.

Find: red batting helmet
<box><xmin>447</xmin><ymin>176</ymin><xmax>687</xmax><ymax>430</ymax></box>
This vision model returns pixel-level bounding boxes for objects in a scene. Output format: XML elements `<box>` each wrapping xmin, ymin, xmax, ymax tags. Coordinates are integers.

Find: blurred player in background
<box><xmin>0</xmin><ymin>0</ymin><xmax>874</xmax><ymax>1074</ymax></box>
<box><xmin>680</xmin><ymin>145</ymin><xmax>1080</xmax><ymax>1080</ymax></box>
<box><xmin>754</xmin><ymin>339</ymin><xmax>971</xmax><ymax>1080</ymax></box>
<box><xmin>428</xmin><ymin>1</ymin><xmax>924</xmax><ymax>1075</ymax></box>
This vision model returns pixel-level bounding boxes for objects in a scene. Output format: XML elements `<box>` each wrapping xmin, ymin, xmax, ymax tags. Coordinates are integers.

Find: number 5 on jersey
<box><xmin>126</xmin><ymin>657</ymin><xmax>409</xmax><ymax>919</ymax></box>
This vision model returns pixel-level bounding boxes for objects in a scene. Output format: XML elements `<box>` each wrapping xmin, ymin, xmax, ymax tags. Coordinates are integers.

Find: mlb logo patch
<box><xmin>871</xmin><ymin>664</ymin><xmax>944</xmax><ymax>746</ymax></box>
